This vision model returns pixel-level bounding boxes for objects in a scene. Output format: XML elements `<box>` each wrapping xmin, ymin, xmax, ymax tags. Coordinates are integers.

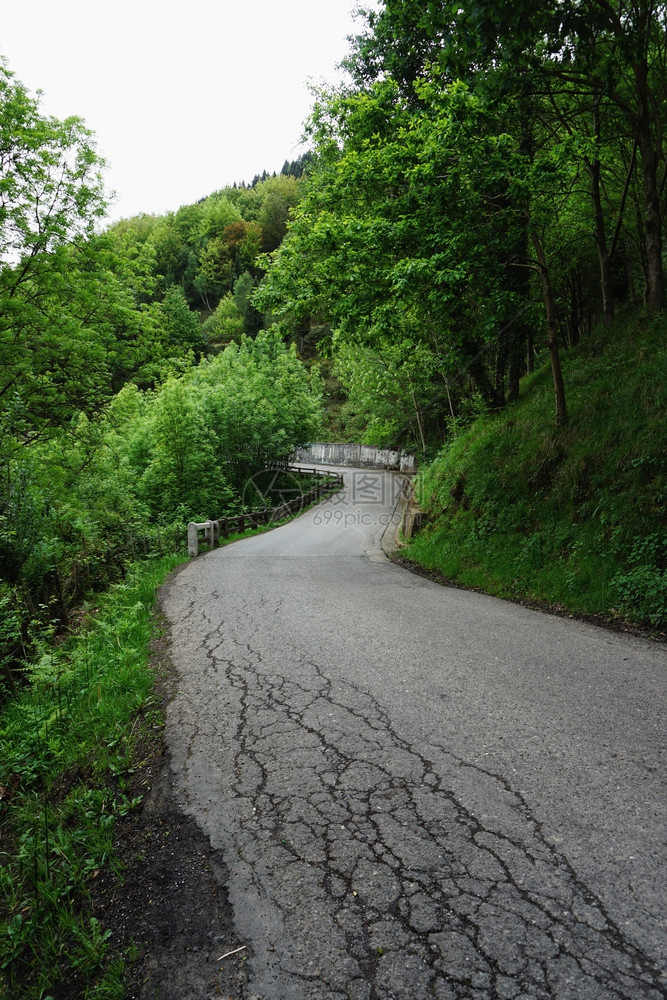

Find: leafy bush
<box><xmin>1</xmin><ymin>328</ymin><xmax>323</xmax><ymax>693</ymax></box>
<box><xmin>611</xmin><ymin>533</ymin><xmax>667</xmax><ymax>627</ymax></box>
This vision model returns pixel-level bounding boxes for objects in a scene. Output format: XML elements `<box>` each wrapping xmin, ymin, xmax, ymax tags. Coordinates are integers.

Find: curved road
<box><xmin>160</xmin><ymin>467</ymin><xmax>666</xmax><ymax>999</ymax></box>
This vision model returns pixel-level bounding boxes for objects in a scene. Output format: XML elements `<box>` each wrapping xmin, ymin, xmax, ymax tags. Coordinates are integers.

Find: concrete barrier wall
<box><xmin>295</xmin><ymin>443</ymin><xmax>415</xmax><ymax>475</ymax></box>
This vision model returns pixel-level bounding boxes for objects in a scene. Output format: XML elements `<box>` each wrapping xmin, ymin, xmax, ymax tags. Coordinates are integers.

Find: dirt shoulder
<box><xmin>90</xmin><ymin>624</ymin><xmax>249</xmax><ymax>1000</ymax></box>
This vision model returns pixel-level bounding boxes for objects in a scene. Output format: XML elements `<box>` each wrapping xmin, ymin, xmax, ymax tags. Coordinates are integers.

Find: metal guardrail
<box><xmin>187</xmin><ymin>467</ymin><xmax>344</xmax><ymax>557</ymax></box>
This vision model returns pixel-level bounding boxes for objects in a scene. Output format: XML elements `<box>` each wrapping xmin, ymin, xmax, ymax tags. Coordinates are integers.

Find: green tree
<box><xmin>234</xmin><ymin>270</ymin><xmax>264</xmax><ymax>337</ymax></box>
<box><xmin>192</xmin><ymin>328</ymin><xmax>323</xmax><ymax>491</ymax></box>
<box><xmin>334</xmin><ymin>336</ymin><xmax>439</xmax><ymax>450</ymax></box>
<box><xmin>138</xmin><ymin>378</ymin><xmax>235</xmax><ymax>521</ymax></box>
<box><xmin>146</xmin><ymin>216</ymin><xmax>186</xmax><ymax>297</ymax></box>
<box><xmin>198</xmin><ymin>195</ymin><xmax>242</xmax><ymax>243</ymax></box>
<box><xmin>1</xmin><ymin>61</ymin><xmax>108</xmax><ymax>444</ymax></box>
<box><xmin>202</xmin><ymin>293</ymin><xmax>245</xmax><ymax>347</ymax></box>
<box><xmin>0</xmin><ymin>60</ymin><xmax>107</xmax><ymax>258</ymax></box>
<box><xmin>257</xmin><ymin>175</ymin><xmax>301</xmax><ymax>252</ymax></box>
<box><xmin>153</xmin><ymin>285</ymin><xmax>204</xmax><ymax>356</ymax></box>
<box><xmin>257</xmin><ymin>80</ymin><xmax>536</xmax><ymax>433</ymax></box>
<box><xmin>0</xmin><ymin>61</ymin><xmax>170</xmax><ymax>457</ymax></box>
<box><xmin>349</xmin><ymin>0</ymin><xmax>666</xmax><ymax>312</ymax></box>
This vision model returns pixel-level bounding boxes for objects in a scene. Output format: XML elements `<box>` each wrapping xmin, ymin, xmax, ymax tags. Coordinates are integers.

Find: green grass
<box><xmin>0</xmin><ymin>552</ymin><xmax>186</xmax><ymax>1000</ymax></box>
<box><xmin>402</xmin><ymin>309</ymin><xmax>667</xmax><ymax>632</ymax></box>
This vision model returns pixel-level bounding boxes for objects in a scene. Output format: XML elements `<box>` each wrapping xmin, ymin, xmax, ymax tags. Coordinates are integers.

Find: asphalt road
<box><xmin>160</xmin><ymin>467</ymin><xmax>666</xmax><ymax>999</ymax></box>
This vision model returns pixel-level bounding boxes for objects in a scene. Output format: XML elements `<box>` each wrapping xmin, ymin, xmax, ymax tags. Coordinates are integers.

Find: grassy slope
<box><xmin>0</xmin><ymin>553</ymin><xmax>187</xmax><ymax>1000</ymax></box>
<box><xmin>401</xmin><ymin>309</ymin><xmax>666</xmax><ymax>632</ymax></box>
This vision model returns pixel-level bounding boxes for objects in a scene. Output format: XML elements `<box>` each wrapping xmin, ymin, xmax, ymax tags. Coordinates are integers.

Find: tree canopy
<box><xmin>0</xmin><ymin>56</ymin><xmax>322</xmax><ymax>657</ymax></box>
<box><xmin>256</xmin><ymin>0</ymin><xmax>666</xmax><ymax>439</ymax></box>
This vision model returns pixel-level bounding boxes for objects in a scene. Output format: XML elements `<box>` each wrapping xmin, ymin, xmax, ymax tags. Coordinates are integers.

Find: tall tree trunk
<box><xmin>526</xmin><ymin>328</ymin><xmax>534</xmax><ymax>374</ymax></box>
<box><xmin>531</xmin><ymin>230</ymin><xmax>567</xmax><ymax>426</ymax></box>
<box><xmin>507</xmin><ymin>335</ymin><xmax>523</xmax><ymax>403</ymax></box>
<box><xmin>638</xmin><ymin>131</ymin><xmax>664</xmax><ymax>311</ymax></box>
<box><xmin>631</xmin><ymin>13</ymin><xmax>665</xmax><ymax>312</ymax></box>
<box><xmin>589</xmin><ymin>97</ymin><xmax>616</xmax><ymax>325</ymax></box>
<box><xmin>589</xmin><ymin>0</ymin><xmax>664</xmax><ymax>309</ymax></box>
<box><xmin>566</xmin><ymin>269</ymin><xmax>582</xmax><ymax>347</ymax></box>
<box><xmin>506</xmin><ymin>112</ymin><xmax>533</xmax><ymax>403</ymax></box>
<box><xmin>410</xmin><ymin>387</ymin><xmax>427</xmax><ymax>453</ymax></box>
<box><xmin>590</xmin><ymin>157</ymin><xmax>615</xmax><ymax>325</ymax></box>
<box><xmin>588</xmin><ymin>104</ymin><xmax>638</xmax><ymax>324</ymax></box>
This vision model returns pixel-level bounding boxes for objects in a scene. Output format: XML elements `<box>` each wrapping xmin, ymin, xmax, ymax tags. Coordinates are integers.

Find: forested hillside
<box><xmin>255</xmin><ymin>0</ymin><xmax>666</xmax><ymax>628</ymax></box>
<box><xmin>107</xmin><ymin>167</ymin><xmax>308</xmax><ymax>346</ymax></box>
<box><xmin>0</xmin><ymin>57</ymin><xmax>322</xmax><ymax>695</ymax></box>
<box><xmin>259</xmin><ymin>0</ymin><xmax>666</xmax><ymax>445</ymax></box>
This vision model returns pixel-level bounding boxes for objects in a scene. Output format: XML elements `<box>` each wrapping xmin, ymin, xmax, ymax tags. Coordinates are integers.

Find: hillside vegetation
<box><xmin>401</xmin><ymin>310</ymin><xmax>666</xmax><ymax>631</ymax></box>
<box><xmin>0</xmin><ymin>57</ymin><xmax>325</xmax><ymax>693</ymax></box>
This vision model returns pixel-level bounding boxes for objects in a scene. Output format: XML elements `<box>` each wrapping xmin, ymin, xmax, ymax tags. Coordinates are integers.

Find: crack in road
<box><xmin>167</xmin><ymin>590</ymin><xmax>664</xmax><ymax>1000</ymax></box>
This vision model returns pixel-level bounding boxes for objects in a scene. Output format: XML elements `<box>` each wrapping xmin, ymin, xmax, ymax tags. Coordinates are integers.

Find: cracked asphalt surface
<box><xmin>159</xmin><ymin>467</ymin><xmax>666</xmax><ymax>999</ymax></box>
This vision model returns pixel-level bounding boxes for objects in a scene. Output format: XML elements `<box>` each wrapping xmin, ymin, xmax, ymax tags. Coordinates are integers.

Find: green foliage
<box><xmin>197</xmin><ymin>195</ymin><xmax>242</xmax><ymax>243</ymax></box>
<box><xmin>136</xmin><ymin>377</ymin><xmax>236</xmax><ymax>522</ymax></box>
<box><xmin>256</xmin><ymin>77</ymin><xmax>543</xmax><ymax>439</ymax></box>
<box><xmin>257</xmin><ymin>175</ymin><xmax>301</xmax><ymax>251</ymax></box>
<box><xmin>151</xmin><ymin>284</ymin><xmax>205</xmax><ymax>358</ymax></box>
<box><xmin>333</xmin><ymin>336</ymin><xmax>439</xmax><ymax>449</ymax></box>
<box><xmin>0</xmin><ymin>328</ymin><xmax>323</xmax><ymax>680</ymax></box>
<box><xmin>0</xmin><ymin>553</ymin><xmax>185</xmax><ymax>999</ymax></box>
<box><xmin>0</xmin><ymin>60</ymin><xmax>106</xmax><ymax>258</ymax></box>
<box><xmin>201</xmin><ymin>293</ymin><xmax>245</xmax><ymax>347</ymax></box>
<box><xmin>404</xmin><ymin>311</ymin><xmax>667</xmax><ymax>629</ymax></box>
<box><xmin>256</xmin><ymin>0</ymin><xmax>666</xmax><ymax>438</ymax></box>
<box><xmin>190</xmin><ymin>328</ymin><xmax>323</xmax><ymax>491</ymax></box>
<box><xmin>234</xmin><ymin>269</ymin><xmax>263</xmax><ymax>336</ymax></box>
<box><xmin>0</xmin><ymin>584</ymin><xmax>22</xmax><ymax>699</ymax></box>
<box><xmin>610</xmin><ymin>532</ymin><xmax>667</xmax><ymax>627</ymax></box>
<box><xmin>0</xmin><ymin>46</ymin><xmax>318</xmax><ymax>674</ymax></box>
<box><xmin>0</xmin><ymin>62</ymin><xmax>167</xmax><ymax>461</ymax></box>
<box><xmin>107</xmin><ymin>173</ymin><xmax>306</xmax><ymax>315</ymax></box>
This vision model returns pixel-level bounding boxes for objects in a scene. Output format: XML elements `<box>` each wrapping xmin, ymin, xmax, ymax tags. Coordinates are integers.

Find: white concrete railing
<box><xmin>294</xmin><ymin>443</ymin><xmax>416</xmax><ymax>475</ymax></box>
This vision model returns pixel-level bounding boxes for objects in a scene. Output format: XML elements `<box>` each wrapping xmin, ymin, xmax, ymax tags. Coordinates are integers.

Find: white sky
<box><xmin>1</xmin><ymin>0</ymin><xmax>366</xmax><ymax>222</ymax></box>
